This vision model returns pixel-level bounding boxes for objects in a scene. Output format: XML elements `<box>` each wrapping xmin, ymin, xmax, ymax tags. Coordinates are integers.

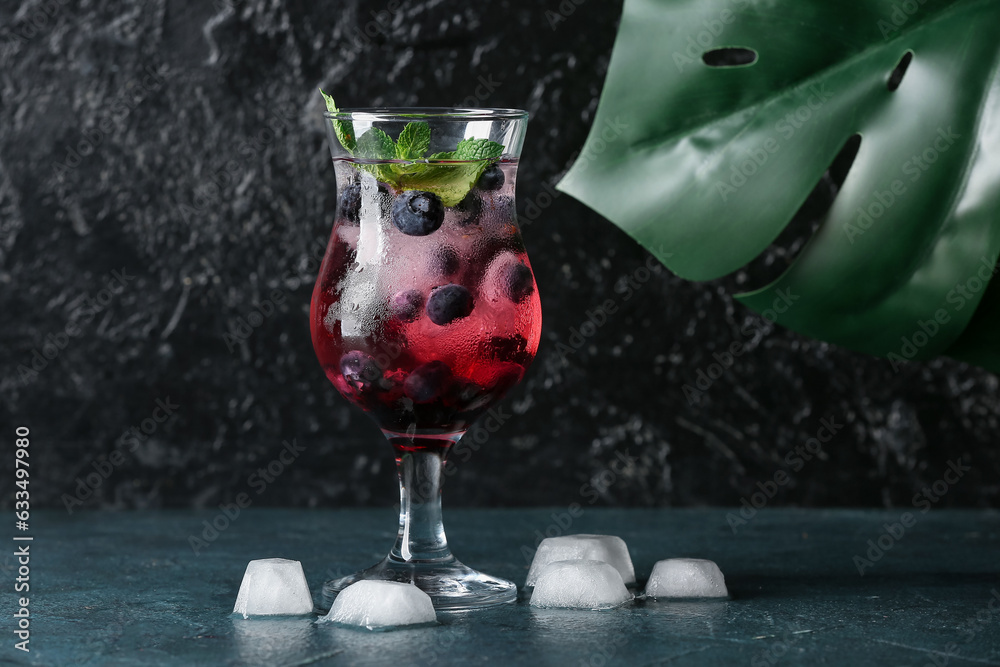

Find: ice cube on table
<box><xmin>644</xmin><ymin>558</ymin><xmax>729</xmax><ymax>599</ymax></box>
<box><xmin>526</xmin><ymin>534</ymin><xmax>635</xmax><ymax>586</ymax></box>
<box><xmin>321</xmin><ymin>581</ymin><xmax>437</xmax><ymax>630</ymax></box>
<box><xmin>233</xmin><ymin>558</ymin><xmax>314</xmax><ymax>618</ymax></box>
<box><xmin>529</xmin><ymin>560</ymin><xmax>633</xmax><ymax>610</ymax></box>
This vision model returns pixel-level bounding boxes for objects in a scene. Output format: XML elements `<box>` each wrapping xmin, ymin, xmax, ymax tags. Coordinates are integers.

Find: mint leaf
<box><xmin>390</xmin><ymin>146</ymin><xmax>503</xmax><ymax>205</ymax></box>
<box><xmin>357</xmin><ymin>163</ymin><xmax>397</xmax><ymax>182</ymax></box>
<box><xmin>398</xmin><ymin>144</ymin><xmax>501</xmax><ymax>204</ymax></box>
<box><xmin>319</xmin><ymin>88</ymin><xmax>338</xmax><ymax>115</ymax></box>
<box><xmin>454</xmin><ymin>138</ymin><xmax>505</xmax><ymax>161</ymax></box>
<box><xmin>336</xmin><ymin>127</ymin><xmax>505</xmax><ymax>205</ymax></box>
<box><xmin>389</xmin><ymin>149</ymin><xmax>450</xmax><ymax>181</ymax></box>
<box><xmin>355</xmin><ymin>128</ymin><xmax>396</xmax><ymax>159</ymax></box>
<box><xmin>354</xmin><ymin>128</ymin><xmax>397</xmax><ymax>180</ymax></box>
<box><xmin>319</xmin><ymin>89</ymin><xmax>356</xmax><ymax>152</ymax></box>
<box><xmin>397</xmin><ymin>163</ymin><xmax>485</xmax><ymax>207</ymax></box>
<box><xmin>396</xmin><ymin>122</ymin><xmax>431</xmax><ymax>160</ymax></box>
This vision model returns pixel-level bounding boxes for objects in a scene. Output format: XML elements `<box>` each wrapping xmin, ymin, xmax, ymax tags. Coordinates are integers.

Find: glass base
<box><xmin>320</xmin><ymin>555</ymin><xmax>517</xmax><ymax>612</ymax></box>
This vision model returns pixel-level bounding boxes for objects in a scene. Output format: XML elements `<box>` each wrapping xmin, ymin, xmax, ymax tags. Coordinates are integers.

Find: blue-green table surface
<box><xmin>6</xmin><ymin>508</ymin><xmax>1000</xmax><ymax>666</ymax></box>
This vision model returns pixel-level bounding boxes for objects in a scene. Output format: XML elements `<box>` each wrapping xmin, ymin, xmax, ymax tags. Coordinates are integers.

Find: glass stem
<box><xmin>386</xmin><ymin>436</ymin><xmax>458</xmax><ymax>563</ymax></box>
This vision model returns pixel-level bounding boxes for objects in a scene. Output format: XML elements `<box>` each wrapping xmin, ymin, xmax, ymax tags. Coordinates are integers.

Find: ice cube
<box><xmin>233</xmin><ymin>558</ymin><xmax>314</xmax><ymax>618</ymax></box>
<box><xmin>526</xmin><ymin>535</ymin><xmax>635</xmax><ymax>586</ymax></box>
<box><xmin>321</xmin><ymin>581</ymin><xmax>437</xmax><ymax>630</ymax></box>
<box><xmin>336</xmin><ymin>225</ymin><xmax>360</xmax><ymax>249</ymax></box>
<box><xmin>529</xmin><ymin>560</ymin><xmax>632</xmax><ymax>609</ymax></box>
<box><xmin>644</xmin><ymin>558</ymin><xmax>729</xmax><ymax>599</ymax></box>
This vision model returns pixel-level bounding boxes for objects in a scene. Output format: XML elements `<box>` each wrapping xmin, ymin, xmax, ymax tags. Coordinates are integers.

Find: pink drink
<box><xmin>310</xmin><ymin>160</ymin><xmax>541</xmax><ymax>444</ymax></box>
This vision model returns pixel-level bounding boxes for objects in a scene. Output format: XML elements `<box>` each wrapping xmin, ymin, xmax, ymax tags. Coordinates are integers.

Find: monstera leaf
<box><xmin>557</xmin><ymin>0</ymin><xmax>1000</xmax><ymax>372</ymax></box>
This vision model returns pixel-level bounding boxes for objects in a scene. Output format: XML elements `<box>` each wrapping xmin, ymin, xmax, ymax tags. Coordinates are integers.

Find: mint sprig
<box><xmin>391</xmin><ymin>141</ymin><xmax>506</xmax><ymax>204</ymax></box>
<box><xmin>319</xmin><ymin>92</ymin><xmax>506</xmax><ymax>206</ymax></box>
<box><xmin>396</xmin><ymin>122</ymin><xmax>431</xmax><ymax>160</ymax></box>
<box><xmin>396</xmin><ymin>162</ymin><xmax>486</xmax><ymax>207</ymax></box>
<box><xmin>454</xmin><ymin>138</ymin><xmax>505</xmax><ymax>161</ymax></box>
<box><xmin>320</xmin><ymin>89</ymin><xmax>356</xmax><ymax>152</ymax></box>
<box><xmin>355</xmin><ymin>127</ymin><xmax>395</xmax><ymax>158</ymax></box>
<box><xmin>354</xmin><ymin>127</ymin><xmax>397</xmax><ymax>181</ymax></box>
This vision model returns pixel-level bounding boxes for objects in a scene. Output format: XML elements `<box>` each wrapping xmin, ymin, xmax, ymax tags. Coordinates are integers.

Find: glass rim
<box><xmin>323</xmin><ymin>107</ymin><xmax>529</xmax><ymax>121</ymax></box>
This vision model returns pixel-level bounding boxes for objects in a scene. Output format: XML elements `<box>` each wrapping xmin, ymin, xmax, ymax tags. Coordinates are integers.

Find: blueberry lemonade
<box><xmin>313</xmin><ymin>98</ymin><xmax>538</xmax><ymax>609</ymax></box>
<box><xmin>312</xmin><ymin>98</ymin><xmax>541</xmax><ymax>445</ymax></box>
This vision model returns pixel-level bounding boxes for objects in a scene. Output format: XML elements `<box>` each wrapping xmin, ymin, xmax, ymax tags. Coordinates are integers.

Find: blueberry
<box><xmin>339</xmin><ymin>183</ymin><xmax>362</xmax><ymax>223</ymax></box>
<box><xmin>426</xmin><ymin>284</ymin><xmax>474</xmax><ymax>325</ymax></box>
<box><xmin>404</xmin><ymin>361</ymin><xmax>453</xmax><ymax>403</ymax></box>
<box><xmin>339</xmin><ymin>182</ymin><xmax>390</xmax><ymax>224</ymax></box>
<box><xmin>390</xmin><ymin>289</ymin><xmax>424</xmax><ymax>322</ymax></box>
<box><xmin>392</xmin><ymin>190</ymin><xmax>445</xmax><ymax>236</ymax></box>
<box><xmin>477</xmin><ymin>164</ymin><xmax>504</xmax><ymax>191</ymax></box>
<box><xmin>455</xmin><ymin>192</ymin><xmax>482</xmax><ymax>226</ymax></box>
<box><xmin>340</xmin><ymin>351</ymin><xmax>382</xmax><ymax>389</ymax></box>
<box><xmin>429</xmin><ymin>247</ymin><xmax>460</xmax><ymax>277</ymax></box>
<box><xmin>502</xmin><ymin>262</ymin><xmax>534</xmax><ymax>303</ymax></box>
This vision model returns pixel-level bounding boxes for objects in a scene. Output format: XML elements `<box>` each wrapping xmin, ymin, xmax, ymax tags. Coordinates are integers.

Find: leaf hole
<box><xmin>887</xmin><ymin>51</ymin><xmax>913</xmax><ymax>92</ymax></box>
<box><xmin>826</xmin><ymin>133</ymin><xmax>862</xmax><ymax>188</ymax></box>
<box><xmin>725</xmin><ymin>134</ymin><xmax>862</xmax><ymax>292</ymax></box>
<box><xmin>702</xmin><ymin>47</ymin><xmax>758</xmax><ymax>68</ymax></box>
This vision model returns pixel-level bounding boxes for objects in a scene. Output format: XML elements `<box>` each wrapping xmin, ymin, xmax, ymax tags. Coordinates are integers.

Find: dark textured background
<box><xmin>1</xmin><ymin>0</ymin><xmax>997</xmax><ymax>511</ymax></box>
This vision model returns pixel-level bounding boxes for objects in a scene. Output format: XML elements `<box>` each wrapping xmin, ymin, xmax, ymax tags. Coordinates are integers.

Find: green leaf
<box><xmin>319</xmin><ymin>89</ymin><xmax>356</xmax><ymax>152</ymax></box>
<box><xmin>353</xmin><ymin>128</ymin><xmax>396</xmax><ymax>181</ymax></box>
<box><xmin>319</xmin><ymin>88</ymin><xmax>338</xmax><ymax>115</ymax></box>
<box><xmin>556</xmin><ymin>0</ymin><xmax>1000</xmax><ymax>372</ymax></box>
<box><xmin>391</xmin><ymin>150</ymin><xmax>496</xmax><ymax>206</ymax></box>
<box><xmin>396</xmin><ymin>162</ymin><xmax>487</xmax><ymax>207</ymax></box>
<box><xmin>454</xmin><ymin>138</ymin><xmax>504</xmax><ymax>161</ymax></box>
<box><xmin>335</xmin><ymin>126</ymin><xmax>500</xmax><ymax>205</ymax></box>
<box><xmin>396</xmin><ymin>122</ymin><xmax>431</xmax><ymax>159</ymax></box>
<box><xmin>355</xmin><ymin>128</ymin><xmax>396</xmax><ymax>160</ymax></box>
<box><xmin>393</xmin><ymin>141</ymin><xmax>502</xmax><ymax>205</ymax></box>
